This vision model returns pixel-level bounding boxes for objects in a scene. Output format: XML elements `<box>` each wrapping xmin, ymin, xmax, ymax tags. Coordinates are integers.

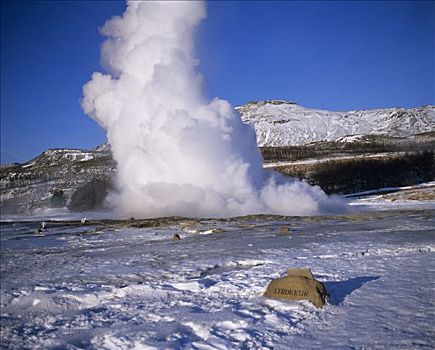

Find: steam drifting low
<box><xmin>82</xmin><ymin>1</ymin><xmax>345</xmax><ymax>218</ymax></box>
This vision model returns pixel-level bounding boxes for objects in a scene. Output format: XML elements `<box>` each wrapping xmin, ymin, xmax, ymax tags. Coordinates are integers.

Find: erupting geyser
<box><xmin>82</xmin><ymin>0</ymin><xmax>345</xmax><ymax>218</ymax></box>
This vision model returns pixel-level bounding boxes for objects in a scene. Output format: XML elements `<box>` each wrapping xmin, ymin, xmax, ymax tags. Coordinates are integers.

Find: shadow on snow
<box><xmin>324</xmin><ymin>276</ymin><xmax>380</xmax><ymax>305</ymax></box>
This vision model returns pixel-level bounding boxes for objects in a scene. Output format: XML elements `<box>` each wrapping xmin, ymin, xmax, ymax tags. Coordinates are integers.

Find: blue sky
<box><xmin>1</xmin><ymin>1</ymin><xmax>434</xmax><ymax>164</ymax></box>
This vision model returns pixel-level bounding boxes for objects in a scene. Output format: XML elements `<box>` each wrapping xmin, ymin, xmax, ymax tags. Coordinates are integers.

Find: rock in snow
<box><xmin>264</xmin><ymin>268</ymin><xmax>327</xmax><ymax>307</ymax></box>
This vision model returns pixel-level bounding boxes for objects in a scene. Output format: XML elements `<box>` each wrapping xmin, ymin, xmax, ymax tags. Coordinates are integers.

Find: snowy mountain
<box><xmin>238</xmin><ymin>100</ymin><xmax>435</xmax><ymax>147</ymax></box>
<box><xmin>1</xmin><ymin>102</ymin><xmax>434</xmax><ymax>215</ymax></box>
<box><xmin>0</xmin><ymin>147</ymin><xmax>115</xmax><ymax>214</ymax></box>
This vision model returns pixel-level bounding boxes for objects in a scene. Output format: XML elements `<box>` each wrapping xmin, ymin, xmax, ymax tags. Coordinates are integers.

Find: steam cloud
<box><xmin>82</xmin><ymin>1</ymin><xmax>345</xmax><ymax>218</ymax></box>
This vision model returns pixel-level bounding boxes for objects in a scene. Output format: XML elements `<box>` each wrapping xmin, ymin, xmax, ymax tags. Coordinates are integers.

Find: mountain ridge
<box><xmin>1</xmin><ymin>101</ymin><xmax>433</xmax><ymax>214</ymax></box>
<box><xmin>238</xmin><ymin>100</ymin><xmax>435</xmax><ymax>147</ymax></box>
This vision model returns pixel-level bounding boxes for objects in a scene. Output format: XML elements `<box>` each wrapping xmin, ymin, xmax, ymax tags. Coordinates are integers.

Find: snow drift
<box><xmin>82</xmin><ymin>1</ymin><xmax>345</xmax><ymax>218</ymax></box>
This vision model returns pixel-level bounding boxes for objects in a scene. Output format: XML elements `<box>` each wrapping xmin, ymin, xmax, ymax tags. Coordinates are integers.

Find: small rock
<box><xmin>279</xmin><ymin>226</ymin><xmax>290</xmax><ymax>234</ymax></box>
<box><xmin>172</xmin><ymin>233</ymin><xmax>181</xmax><ymax>241</ymax></box>
<box><xmin>211</xmin><ymin>228</ymin><xmax>225</xmax><ymax>233</ymax></box>
<box><xmin>264</xmin><ymin>268</ymin><xmax>327</xmax><ymax>308</ymax></box>
<box><xmin>91</xmin><ymin>228</ymin><xmax>103</xmax><ymax>235</ymax></box>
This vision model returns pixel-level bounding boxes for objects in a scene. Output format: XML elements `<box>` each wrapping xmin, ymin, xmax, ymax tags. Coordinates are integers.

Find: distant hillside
<box><xmin>0</xmin><ymin>148</ymin><xmax>115</xmax><ymax>214</ymax></box>
<box><xmin>1</xmin><ymin>102</ymin><xmax>434</xmax><ymax>214</ymax></box>
<box><xmin>238</xmin><ymin>100</ymin><xmax>435</xmax><ymax>147</ymax></box>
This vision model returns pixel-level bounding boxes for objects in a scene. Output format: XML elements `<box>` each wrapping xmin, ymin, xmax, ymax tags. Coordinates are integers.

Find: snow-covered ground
<box><xmin>262</xmin><ymin>152</ymin><xmax>409</xmax><ymax>168</ymax></box>
<box><xmin>1</xmin><ymin>194</ymin><xmax>434</xmax><ymax>349</ymax></box>
<box><xmin>349</xmin><ymin>182</ymin><xmax>435</xmax><ymax>211</ymax></box>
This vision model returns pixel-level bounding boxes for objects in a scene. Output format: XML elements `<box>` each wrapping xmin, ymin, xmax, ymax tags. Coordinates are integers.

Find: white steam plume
<box><xmin>82</xmin><ymin>1</ymin><xmax>346</xmax><ymax>218</ymax></box>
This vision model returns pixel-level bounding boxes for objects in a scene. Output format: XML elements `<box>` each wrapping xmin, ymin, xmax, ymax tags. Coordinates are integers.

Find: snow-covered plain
<box><xmin>1</xmin><ymin>199</ymin><xmax>434</xmax><ymax>349</ymax></box>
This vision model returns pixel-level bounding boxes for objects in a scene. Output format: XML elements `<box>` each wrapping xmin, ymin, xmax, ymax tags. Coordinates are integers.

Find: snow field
<box><xmin>1</xmin><ymin>210</ymin><xmax>434</xmax><ymax>349</ymax></box>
